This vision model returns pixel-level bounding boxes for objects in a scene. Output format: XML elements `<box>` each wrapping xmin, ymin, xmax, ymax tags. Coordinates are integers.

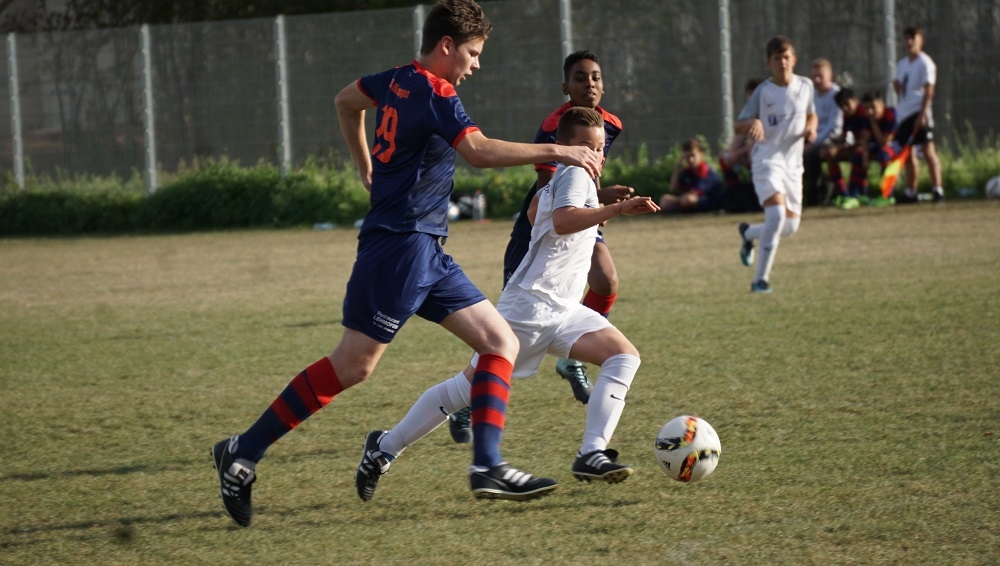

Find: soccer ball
<box><xmin>654</xmin><ymin>416</ymin><xmax>721</xmax><ymax>482</ymax></box>
<box><xmin>985</xmin><ymin>176</ymin><xmax>1000</xmax><ymax>199</ymax></box>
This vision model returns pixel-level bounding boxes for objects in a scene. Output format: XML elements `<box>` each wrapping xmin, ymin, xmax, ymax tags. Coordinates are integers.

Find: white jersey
<box><xmin>503</xmin><ymin>163</ymin><xmax>598</xmax><ymax>310</ymax></box>
<box><xmin>738</xmin><ymin>75</ymin><xmax>815</xmax><ymax>172</ymax></box>
<box><xmin>895</xmin><ymin>52</ymin><xmax>936</xmax><ymax>123</ymax></box>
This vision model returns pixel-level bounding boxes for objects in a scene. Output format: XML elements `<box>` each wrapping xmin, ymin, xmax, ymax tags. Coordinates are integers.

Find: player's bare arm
<box><xmin>551</xmin><ymin>197</ymin><xmax>658</xmax><ymax>235</ymax></box>
<box><xmin>597</xmin><ymin>184</ymin><xmax>634</xmax><ymax>205</ymax></box>
<box><xmin>917</xmin><ymin>83</ymin><xmax>935</xmax><ymax>130</ymax></box>
<box><xmin>334</xmin><ymin>82</ymin><xmax>375</xmax><ymax>191</ymax></box>
<box><xmin>457</xmin><ymin>130</ymin><xmax>603</xmax><ymax>178</ymax></box>
<box><xmin>735</xmin><ymin>118</ymin><xmax>765</xmax><ymax>142</ymax></box>
<box><xmin>803</xmin><ymin>113</ymin><xmax>818</xmax><ymax>143</ymax></box>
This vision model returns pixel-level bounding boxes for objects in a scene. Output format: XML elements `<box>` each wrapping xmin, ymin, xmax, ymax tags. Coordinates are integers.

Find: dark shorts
<box><xmin>697</xmin><ymin>192</ymin><xmax>725</xmax><ymax>212</ymax></box>
<box><xmin>342</xmin><ymin>230</ymin><xmax>486</xmax><ymax>343</ymax></box>
<box><xmin>895</xmin><ymin>114</ymin><xmax>934</xmax><ymax>145</ymax></box>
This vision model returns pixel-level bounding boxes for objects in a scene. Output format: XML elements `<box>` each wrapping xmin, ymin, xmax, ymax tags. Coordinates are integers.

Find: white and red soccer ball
<box><xmin>654</xmin><ymin>415</ymin><xmax>722</xmax><ymax>482</ymax></box>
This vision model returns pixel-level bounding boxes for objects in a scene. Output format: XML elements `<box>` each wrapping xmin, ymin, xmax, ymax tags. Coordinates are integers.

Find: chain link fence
<box><xmin>1</xmin><ymin>0</ymin><xmax>997</xmax><ymax>191</ymax></box>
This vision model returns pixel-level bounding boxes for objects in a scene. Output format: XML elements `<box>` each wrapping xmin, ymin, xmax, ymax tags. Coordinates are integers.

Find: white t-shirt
<box><xmin>738</xmin><ymin>75</ymin><xmax>815</xmax><ymax>172</ymax></box>
<box><xmin>504</xmin><ymin>163</ymin><xmax>598</xmax><ymax>309</ymax></box>
<box><xmin>895</xmin><ymin>52</ymin><xmax>936</xmax><ymax>123</ymax></box>
<box><xmin>814</xmin><ymin>83</ymin><xmax>842</xmax><ymax>144</ymax></box>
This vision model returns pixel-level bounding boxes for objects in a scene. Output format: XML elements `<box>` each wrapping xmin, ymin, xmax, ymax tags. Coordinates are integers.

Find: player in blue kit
<box><xmin>210</xmin><ymin>0</ymin><xmax>603</xmax><ymax>528</ymax></box>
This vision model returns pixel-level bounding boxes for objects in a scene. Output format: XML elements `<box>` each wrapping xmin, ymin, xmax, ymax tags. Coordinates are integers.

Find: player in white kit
<box><xmin>354</xmin><ymin>107</ymin><xmax>660</xmax><ymax>501</ymax></box>
<box><xmin>736</xmin><ymin>35</ymin><xmax>818</xmax><ymax>293</ymax></box>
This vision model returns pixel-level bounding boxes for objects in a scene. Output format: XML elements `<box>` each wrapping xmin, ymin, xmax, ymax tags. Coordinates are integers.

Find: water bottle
<box><xmin>472</xmin><ymin>190</ymin><xmax>487</xmax><ymax>221</ymax></box>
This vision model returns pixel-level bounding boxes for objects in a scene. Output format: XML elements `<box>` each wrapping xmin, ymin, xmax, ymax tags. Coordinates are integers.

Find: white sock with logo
<box><xmin>379</xmin><ymin>371</ymin><xmax>470</xmax><ymax>457</ymax></box>
<box><xmin>754</xmin><ymin>205</ymin><xmax>785</xmax><ymax>283</ymax></box>
<box><xmin>579</xmin><ymin>354</ymin><xmax>640</xmax><ymax>455</ymax></box>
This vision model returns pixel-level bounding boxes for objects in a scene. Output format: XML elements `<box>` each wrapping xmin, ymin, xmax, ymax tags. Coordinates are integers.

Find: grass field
<box><xmin>2</xmin><ymin>201</ymin><xmax>998</xmax><ymax>564</ymax></box>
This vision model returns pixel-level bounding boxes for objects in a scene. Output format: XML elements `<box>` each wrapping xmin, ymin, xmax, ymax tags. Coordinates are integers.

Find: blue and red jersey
<box><xmin>356</xmin><ymin>61</ymin><xmax>480</xmax><ymax>237</ymax></box>
<box><xmin>677</xmin><ymin>162</ymin><xmax>724</xmax><ymax>198</ymax></box>
<box><xmin>533</xmin><ymin>101</ymin><xmax>623</xmax><ymax>172</ymax></box>
<box><xmin>844</xmin><ymin>105</ymin><xmax>897</xmax><ymax>146</ymax></box>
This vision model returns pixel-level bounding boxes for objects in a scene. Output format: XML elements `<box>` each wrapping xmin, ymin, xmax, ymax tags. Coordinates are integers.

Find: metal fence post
<box><xmin>7</xmin><ymin>32</ymin><xmax>24</xmax><ymax>189</ymax></box>
<box><xmin>140</xmin><ymin>25</ymin><xmax>157</xmax><ymax>193</ymax></box>
<box><xmin>559</xmin><ymin>0</ymin><xmax>573</xmax><ymax>62</ymax></box>
<box><xmin>718</xmin><ymin>0</ymin><xmax>734</xmax><ymax>145</ymax></box>
<box><xmin>275</xmin><ymin>15</ymin><xmax>291</xmax><ymax>178</ymax></box>
<box><xmin>413</xmin><ymin>5</ymin><xmax>426</xmax><ymax>58</ymax></box>
<box><xmin>883</xmin><ymin>0</ymin><xmax>897</xmax><ymax>106</ymax></box>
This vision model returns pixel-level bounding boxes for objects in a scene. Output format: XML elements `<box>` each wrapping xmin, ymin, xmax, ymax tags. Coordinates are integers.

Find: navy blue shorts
<box><xmin>342</xmin><ymin>231</ymin><xmax>486</xmax><ymax>343</ymax></box>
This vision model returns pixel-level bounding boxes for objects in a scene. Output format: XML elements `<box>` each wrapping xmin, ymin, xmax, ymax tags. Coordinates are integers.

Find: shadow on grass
<box><xmin>0</xmin><ymin>447</ymin><xmax>341</xmax><ymax>483</ymax></box>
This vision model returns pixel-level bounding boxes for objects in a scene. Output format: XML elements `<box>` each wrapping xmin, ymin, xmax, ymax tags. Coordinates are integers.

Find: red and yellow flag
<box><xmin>880</xmin><ymin>145</ymin><xmax>911</xmax><ymax>198</ymax></box>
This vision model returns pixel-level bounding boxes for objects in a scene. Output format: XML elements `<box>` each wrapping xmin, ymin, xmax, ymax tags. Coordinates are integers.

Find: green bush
<box><xmin>0</xmin><ymin>138</ymin><xmax>997</xmax><ymax>237</ymax></box>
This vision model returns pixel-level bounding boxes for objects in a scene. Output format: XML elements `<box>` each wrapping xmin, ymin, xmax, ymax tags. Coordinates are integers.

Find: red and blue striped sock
<box><xmin>236</xmin><ymin>357</ymin><xmax>344</xmax><ymax>462</ymax></box>
<box><xmin>470</xmin><ymin>354</ymin><xmax>513</xmax><ymax>468</ymax></box>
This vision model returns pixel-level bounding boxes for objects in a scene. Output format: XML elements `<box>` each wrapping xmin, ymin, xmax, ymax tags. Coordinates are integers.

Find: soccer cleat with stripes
<box><xmin>750</xmin><ymin>280</ymin><xmax>773</xmax><ymax>294</ymax></box>
<box><xmin>211</xmin><ymin>435</ymin><xmax>256</xmax><ymax>528</ymax></box>
<box><xmin>739</xmin><ymin>223</ymin><xmax>755</xmax><ymax>267</ymax></box>
<box><xmin>469</xmin><ymin>463</ymin><xmax>558</xmax><ymax>501</ymax></box>
<box><xmin>571</xmin><ymin>449</ymin><xmax>634</xmax><ymax>484</ymax></box>
<box><xmin>356</xmin><ymin>430</ymin><xmax>391</xmax><ymax>502</ymax></box>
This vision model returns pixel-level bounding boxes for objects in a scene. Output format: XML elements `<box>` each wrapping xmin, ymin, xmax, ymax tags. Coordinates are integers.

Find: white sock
<box><xmin>580</xmin><ymin>354</ymin><xmax>641</xmax><ymax>455</ymax></box>
<box><xmin>379</xmin><ymin>372</ymin><xmax>471</xmax><ymax>457</ymax></box>
<box><xmin>933</xmin><ymin>186</ymin><xmax>944</xmax><ymax>195</ymax></box>
<box><xmin>781</xmin><ymin>216</ymin><xmax>800</xmax><ymax>237</ymax></box>
<box><xmin>905</xmin><ymin>187</ymin><xmax>918</xmax><ymax>198</ymax></box>
<box><xmin>754</xmin><ymin>205</ymin><xmax>785</xmax><ymax>283</ymax></box>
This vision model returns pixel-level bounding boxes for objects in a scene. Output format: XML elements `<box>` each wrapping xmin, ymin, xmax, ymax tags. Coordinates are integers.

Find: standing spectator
<box><xmin>893</xmin><ymin>26</ymin><xmax>943</xmax><ymax>203</ymax></box>
<box><xmin>803</xmin><ymin>59</ymin><xmax>843</xmax><ymax>206</ymax></box>
<box><xmin>659</xmin><ymin>138</ymin><xmax>725</xmax><ymax>214</ymax></box>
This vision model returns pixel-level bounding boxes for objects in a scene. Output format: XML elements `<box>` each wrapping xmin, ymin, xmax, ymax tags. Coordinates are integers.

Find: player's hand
<box><xmin>803</xmin><ymin>124</ymin><xmax>817</xmax><ymax>143</ymax></box>
<box><xmin>598</xmin><ymin>184</ymin><xmax>634</xmax><ymax>205</ymax></box>
<box><xmin>618</xmin><ymin>196</ymin><xmax>659</xmax><ymax>216</ymax></box>
<box><xmin>746</xmin><ymin>119</ymin><xmax>765</xmax><ymax>142</ymax></box>
<box><xmin>561</xmin><ymin>146</ymin><xmax>603</xmax><ymax>178</ymax></box>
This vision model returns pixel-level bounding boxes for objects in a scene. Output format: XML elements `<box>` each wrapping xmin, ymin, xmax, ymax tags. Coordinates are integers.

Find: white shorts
<box><xmin>752</xmin><ymin>162</ymin><xmax>803</xmax><ymax>215</ymax></box>
<box><xmin>471</xmin><ymin>289</ymin><xmax>613</xmax><ymax>379</ymax></box>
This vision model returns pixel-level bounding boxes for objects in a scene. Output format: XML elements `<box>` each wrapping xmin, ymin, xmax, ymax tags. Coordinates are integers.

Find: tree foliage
<box><xmin>1</xmin><ymin>0</ymin><xmax>432</xmax><ymax>33</ymax></box>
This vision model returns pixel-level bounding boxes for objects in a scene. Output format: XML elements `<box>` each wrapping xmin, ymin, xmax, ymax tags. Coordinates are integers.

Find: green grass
<box><xmin>1</xmin><ymin>202</ymin><xmax>998</xmax><ymax>564</ymax></box>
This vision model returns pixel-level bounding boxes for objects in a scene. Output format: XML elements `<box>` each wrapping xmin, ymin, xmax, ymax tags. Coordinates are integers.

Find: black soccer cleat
<box><xmin>449</xmin><ymin>407</ymin><xmax>472</xmax><ymax>444</ymax></box>
<box><xmin>469</xmin><ymin>463</ymin><xmax>558</xmax><ymax>501</ymax></box>
<box><xmin>571</xmin><ymin>448</ymin><xmax>634</xmax><ymax>484</ymax></box>
<box><xmin>555</xmin><ymin>358</ymin><xmax>591</xmax><ymax>405</ymax></box>
<box><xmin>739</xmin><ymin>222</ymin><xmax>755</xmax><ymax>267</ymax></box>
<box><xmin>212</xmin><ymin>436</ymin><xmax>256</xmax><ymax>528</ymax></box>
<box><xmin>355</xmin><ymin>430</ymin><xmax>391</xmax><ymax>502</ymax></box>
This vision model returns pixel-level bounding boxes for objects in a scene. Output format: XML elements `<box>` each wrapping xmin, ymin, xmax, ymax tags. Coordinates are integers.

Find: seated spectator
<box><xmin>719</xmin><ymin>78</ymin><xmax>763</xmax><ymax>213</ymax></box>
<box><xmin>803</xmin><ymin>58</ymin><xmax>843</xmax><ymax>207</ymax></box>
<box><xmin>823</xmin><ymin>89</ymin><xmax>900</xmax><ymax>208</ymax></box>
<box><xmin>658</xmin><ymin>138</ymin><xmax>725</xmax><ymax>214</ymax></box>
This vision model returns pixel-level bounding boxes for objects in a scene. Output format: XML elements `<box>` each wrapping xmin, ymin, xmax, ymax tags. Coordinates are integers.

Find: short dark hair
<box><xmin>681</xmin><ymin>138</ymin><xmax>703</xmax><ymax>153</ymax></box>
<box><xmin>834</xmin><ymin>88</ymin><xmax>856</xmax><ymax>107</ymax></box>
<box><xmin>744</xmin><ymin>77</ymin><xmax>763</xmax><ymax>94</ymax></box>
<box><xmin>861</xmin><ymin>90</ymin><xmax>883</xmax><ymax>104</ymax></box>
<box><xmin>563</xmin><ymin>50</ymin><xmax>600</xmax><ymax>81</ymax></box>
<box><xmin>903</xmin><ymin>26</ymin><xmax>923</xmax><ymax>39</ymax></box>
<box><xmin>765</xmin><ymin>35</ymin><xmax>795</xmax><ymax>58</ymax></box>
<box><xmin>420</xmin><ymin>0</ymin><xmax>493</xmax><ymax>55</ymax></box>
<box><xmin>556</xmin><ymin>107</ymin><xmax>603</xmax><ymax>143</ymax></box>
